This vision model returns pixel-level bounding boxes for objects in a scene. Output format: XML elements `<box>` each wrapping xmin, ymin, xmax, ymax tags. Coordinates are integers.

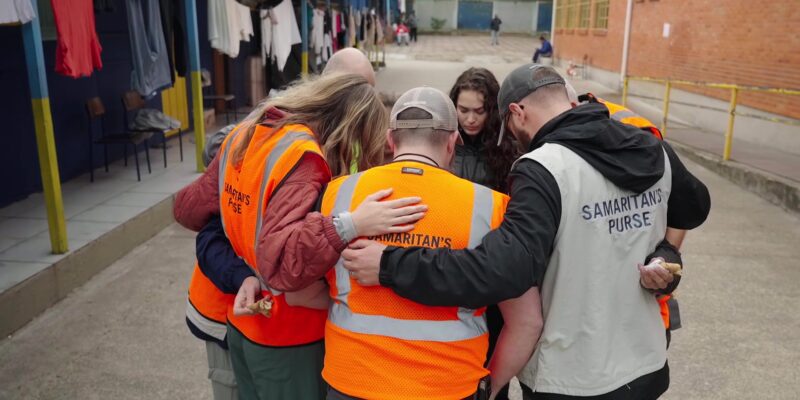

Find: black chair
<box><xmin>122</xmin><ymin>91</ymin><xmax>184</xmax><ymax>166</ymax></box>
<box><xmin>201</xmin><ymin>69</ymin><xmax>238</xmax><ymax>124</ymax></box>
<box><xmin>86</xmin><ymin>97</ymin><xmax>153</xmax><ymax>182</ymax></box>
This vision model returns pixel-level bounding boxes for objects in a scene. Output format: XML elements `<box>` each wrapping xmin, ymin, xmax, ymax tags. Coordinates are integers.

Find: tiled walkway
<box><xmin>0</xmin><ymin>136</ymin><xmax>200</xmax><ymax>293</ymax></box>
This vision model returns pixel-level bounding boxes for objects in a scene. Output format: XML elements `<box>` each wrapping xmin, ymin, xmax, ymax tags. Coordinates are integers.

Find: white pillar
<box><xmin>620</xmin><ymin>0</ymin><xmax>634</xmax><ymax>88</ymax></box>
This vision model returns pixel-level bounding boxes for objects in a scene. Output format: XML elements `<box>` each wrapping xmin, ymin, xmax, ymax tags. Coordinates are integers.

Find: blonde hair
<box><xmin>230</xmin><ymin>73</ymin><xmax>388</xmax><ymax>177</ymax></box>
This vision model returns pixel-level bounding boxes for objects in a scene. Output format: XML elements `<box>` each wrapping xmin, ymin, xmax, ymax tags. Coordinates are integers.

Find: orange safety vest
<box><xmin>320</xmin><ymin>161</ymin><xmax>509</xmax><ymax>400</ymax></box>
<box><xmin>582</xmin><ymin>93</ymin><xmax>664</xmax><ymax>140</ymax></box>
<box><xmin>218</xmin><ymin>123</ymin><xmax>328</xmax><ymax>347</ymax></box>
<box><xmin>186</xmin><ymin>262</ymin><xmax>235</xmax><ymax>341</ymax></box>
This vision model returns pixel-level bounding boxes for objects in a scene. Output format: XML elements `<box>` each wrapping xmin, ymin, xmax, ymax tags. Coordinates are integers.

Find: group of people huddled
<box><xmin>175</xmin><ymin>48</ymin><xmax>710</xmax><ymax>400</ymax></box>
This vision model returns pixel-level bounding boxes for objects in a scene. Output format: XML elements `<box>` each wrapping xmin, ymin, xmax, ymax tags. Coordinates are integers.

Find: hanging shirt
<box><xmin>126</xmin><ymin>0</ymin><xmax>171</xmax><ymax>96</ymax></box>
<box><xmin>260</xmin><ymin>0</ymin><xmax>300</xmax><ymax>72</ymax></box>
<box><xmin>50</xmin><ymin>0</ymin><xmax>103</xmax><ymax>78</ymax></box>
<box><xmin>0</xmin><ymin>0</ymin><xmax>35</xmax><ymax>24</ymax></box>
<box><xmin>159</xmin><ymin>0</ymin><xmax>188</xmax><ymax>80</ymax></box>
<box><xmin>208</xmin><ymin>0</ymin><xmax>252</xmax><ymax>58</ymax></box>
<box><xmin>311</xmin><ymin>8</ymin><xmax>325</xmax><ymax>54</ymax></box>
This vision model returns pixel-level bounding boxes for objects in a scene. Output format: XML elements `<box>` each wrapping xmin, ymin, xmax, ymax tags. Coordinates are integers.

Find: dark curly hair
<box><xmin>449</xmin><ymin>67</ymin><xmax>520</xmax><ymax>193</ymax></box>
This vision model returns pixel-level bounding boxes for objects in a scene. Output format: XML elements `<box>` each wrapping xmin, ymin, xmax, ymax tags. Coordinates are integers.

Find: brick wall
<box><xmin>553</xmin><ymin>0</ymin><xmax>800</xmax><ymax>119</ymax></box>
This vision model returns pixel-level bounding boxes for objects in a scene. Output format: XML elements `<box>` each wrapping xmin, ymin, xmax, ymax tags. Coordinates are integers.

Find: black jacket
<box><xmin>378</xmin><ymin>103</ymin><xmax>710</xmax><ymax>308</ymax></box>
<box><xmin>452</xmin><ymin>133</ymin><xmax>496</xmax><ymax>191</ymax></box>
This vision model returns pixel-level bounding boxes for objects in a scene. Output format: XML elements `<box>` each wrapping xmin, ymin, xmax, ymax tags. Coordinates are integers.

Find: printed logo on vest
<box><xmin>580</xmin><ymin>188</ymin><xmax>664</xmax><ymax>234</ymax></box>
<box><xmin>401</xmin><ymin>167</ymin><xmax>424</xmax><ymax>175</ymax></box>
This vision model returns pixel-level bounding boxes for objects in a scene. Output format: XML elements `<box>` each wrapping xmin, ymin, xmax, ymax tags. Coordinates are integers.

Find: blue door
<box><xmin>537</xmin><ymin>2</ymin><xmax>553</xmax><ymax>32</ymax></box>
<box><xmin>458</xmin><ymin>1</ymin><xmax>492</xmax><ymax>30</ymax></box>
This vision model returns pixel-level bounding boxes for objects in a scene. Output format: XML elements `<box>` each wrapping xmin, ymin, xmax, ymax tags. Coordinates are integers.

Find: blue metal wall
<box><xmin>0</xmin><ymin>1</ymin><xmax>221</xmax><ymax>208</ymax></box>
<box><xmin>457</xmin><ymin>0</ymin><xmax>492</xmax><ymax>30</ymax></box>
<box><xmin>537</xmin><ymin>1</ymin><xmax>552</xmax><ymax>32</ymax></box>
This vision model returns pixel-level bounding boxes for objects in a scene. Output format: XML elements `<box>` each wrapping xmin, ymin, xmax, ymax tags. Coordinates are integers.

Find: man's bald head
<box><xmin>323</xmin><ymin>48</ymin><xmax>376</xmax><ymax>86</ymax></box>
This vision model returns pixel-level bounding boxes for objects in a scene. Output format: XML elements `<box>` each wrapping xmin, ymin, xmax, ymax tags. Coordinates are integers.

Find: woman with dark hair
<box><xmin>449</xmin><ymin>67</ymin><xmax>520</xmax><ymax>400</ymax></box>
<box><xmin>449</xmin><ymin>67</ymin><xmax>519</xmax><ymax>193</ymax></box>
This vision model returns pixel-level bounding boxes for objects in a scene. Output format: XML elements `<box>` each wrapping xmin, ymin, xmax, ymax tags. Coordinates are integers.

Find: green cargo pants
<box><xmin>227</xmin><ymin>325</ymin><xmax>326</xmax><ymax>400</ymax></box>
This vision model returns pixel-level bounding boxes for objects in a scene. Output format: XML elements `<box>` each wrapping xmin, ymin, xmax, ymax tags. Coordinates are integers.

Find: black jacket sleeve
<box><xmin>196</xmin><ymin>216</ymin><xmax>255</xmax><ymax>294</ymax></box>
<box><xmin>378</xmin><ymin>160</ymin><xmax>561</xmax><ymax>309</ymax></box>
<box><xmin>663</xmin><ymin>142</ymin><xmax>711</xmax><ymax>229</ymax></box>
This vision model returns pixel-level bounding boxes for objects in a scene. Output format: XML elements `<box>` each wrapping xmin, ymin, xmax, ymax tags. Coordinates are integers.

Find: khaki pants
<box><xmin>206</xmin><ymin>341</ymin><xmax>238</xmax><ymax>400</ymax></box>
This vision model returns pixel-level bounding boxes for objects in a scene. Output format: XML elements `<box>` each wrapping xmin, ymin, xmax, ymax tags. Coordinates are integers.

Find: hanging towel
<box><xmin>208</xmin><ymin>0</ymin><xmax>252</xmax><ymax>58</ymax></box>
<box><xmin>260</xmin><ymin>0</ymin><xmax>300</xmax><ymax>72</ymax></box>
<box><xmin>0</xmin><ymin>0</ymin><xmax>35</xmax><ymax>24</ymax></box>
<box><xmin>50</xmin><ymin>0</ymin><xmax>103</xmax><ymax>78</ymax></box>
<box><xmin>126</xmin><ymin>0</ymin><xmax>171</xmax><ymax>96</ymax></box>
<box><xmin>311</xmin><ymin>8</ymin><xmax>325</xmax><ymax>56</ymax></box>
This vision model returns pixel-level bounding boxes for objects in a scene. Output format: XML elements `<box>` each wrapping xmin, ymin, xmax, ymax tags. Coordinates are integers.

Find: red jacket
<box><xmin>173</xmin><ymin>109</ymin><xmax>346</xmax><ymax>291</ymax></box>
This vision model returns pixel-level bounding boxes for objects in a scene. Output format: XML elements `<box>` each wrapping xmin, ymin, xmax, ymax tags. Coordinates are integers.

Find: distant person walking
<box><xmin>533</xmin><ymin>35</ymin><xmax>553</xmax><ymax>62</ymax></box>
<box><xmin>408</xmin><ymin>11</ymin><xmax>418</xmax><ymax>43</ymax></box>
<box><xmin>490</xmin><ymin>15</ymin><xmax>502</xmax><ymax>46</ymax></box>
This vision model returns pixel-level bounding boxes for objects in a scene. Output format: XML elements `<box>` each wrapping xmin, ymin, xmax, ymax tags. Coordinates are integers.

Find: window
<box><xmin>594</xmin><ymin>0</ymin><xmax>610</xmax><ymax>29</ymax></box>
<box><xmin>579</xmin><ymin>0</ymin><xmax>591</xmax><ymax>29</ymax></box>
<box><xmin>567</xmin><ymin>0</ymin><xmax>579</xmax><ymax>29</ymax></box>
<box><xmin>556</xmin><ymin>1</ymin><xmax>566</xmax><ymax>29</ymax></box>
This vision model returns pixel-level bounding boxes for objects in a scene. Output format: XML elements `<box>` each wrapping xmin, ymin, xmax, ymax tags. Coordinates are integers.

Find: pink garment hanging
<box><xmin>51</xmin><ymin>0</ymin><xmax>103</xmax><ymax>78</ymax></box>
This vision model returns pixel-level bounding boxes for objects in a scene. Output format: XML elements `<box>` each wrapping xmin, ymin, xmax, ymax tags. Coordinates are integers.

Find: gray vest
<box><xmin>517</xmin><ymin>143</ymin><xmax>671</xmax><ymax>396</ymax></box>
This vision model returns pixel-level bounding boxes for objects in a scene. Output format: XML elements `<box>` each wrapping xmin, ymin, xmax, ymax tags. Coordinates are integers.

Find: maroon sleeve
<box><xmin>173</xmin><ymin>156</ymin><xmax>221</xmax><ymax>232</ymax></box>
<box><xmin>258</xmin><ymin>152</ymin><xmax>347</xmax><ymax>292</ymax></box>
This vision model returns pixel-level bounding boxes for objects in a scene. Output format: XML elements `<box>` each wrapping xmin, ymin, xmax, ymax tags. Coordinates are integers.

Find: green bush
<box><xmin>431</xmin><ymin>18</ymin><xmax>447</xmax><ymax>31</ymax></box>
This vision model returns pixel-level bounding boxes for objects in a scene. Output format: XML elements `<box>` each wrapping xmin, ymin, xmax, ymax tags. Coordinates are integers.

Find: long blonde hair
<box><xmin>230</xmin><ymin>73</ymin><xmax>388</xmax><ymax>177</ymax></box>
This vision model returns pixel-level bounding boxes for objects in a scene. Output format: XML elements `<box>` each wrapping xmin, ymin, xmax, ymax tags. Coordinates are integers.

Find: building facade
<box><xmin>414</xmin><ymin>0</ymin><xmax>553</xmax><ymax>34</ymax></box>
<box><xmin>552</xmin><ymin>0</ymin><xmax>800</xmax><ymax>119</ymax></box>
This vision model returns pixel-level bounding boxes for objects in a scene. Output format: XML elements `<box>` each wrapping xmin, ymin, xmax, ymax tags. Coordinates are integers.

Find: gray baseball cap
<box><xmin>497</xmin><ymin>63</ymin><xmax>566</xmax><ymax>145</ymax></box>
<box><xmin>390</xmin><ymin>86</ymin><xmax>463</xmax><ymax>144</ymax></box>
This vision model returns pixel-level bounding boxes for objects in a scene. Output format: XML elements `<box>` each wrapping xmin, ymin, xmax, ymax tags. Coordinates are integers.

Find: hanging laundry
<box><xmin>126</xmin><ymin>0</ymin><xmax>171</xmax><ymax>96</ymax></box>
<box><xmin>259</xmin><ymin>0</ymin><xmax>300</xmax><ymax>72</ymax></box>
<box><xmin>208</xmin><ymin>0</ymin><xmax>253</xmax><ymax>58</ymax></box>
<box><xmin>310</xmin><ymin>7</ymin><xmax>325</xmax><ymax>62</ymax></box>
<box><xmin>50</xmin><ymin>0</ymin><xmax>103</xmax><ymax>78</ymax></box>
<box><xmin>322</xmin><ymin>33</ymin><xmax>332</xmax><ymax>62</ymax></box>
<box><xmin>330</xmin><ymin>9</ymin><xmax>337</xmax><ymax>52</ymax></box>
<box><xmin>0</xmin><ymin>0</ymin><xmax>35</xmax><ymax>24</ymax></box>
<box><xmin>159</xmin><ymin>0</ymin><xmax>188</xmax><ymax>81</ymax></box>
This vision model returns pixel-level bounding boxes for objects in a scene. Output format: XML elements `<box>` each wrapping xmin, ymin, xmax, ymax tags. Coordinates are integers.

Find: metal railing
<box><xmin>622</xmin><ymin>76</ymin><xmax>800</xmax><ymax>161</ymax></box>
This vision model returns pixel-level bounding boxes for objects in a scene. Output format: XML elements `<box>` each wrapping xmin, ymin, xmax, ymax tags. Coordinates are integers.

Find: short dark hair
<box><xmin>539</xmin><ymin>35</ymin><xmax>546</xmax><ymax>41</ymax></box>
<box><xmin>390</xmin><ymin>108</ymin><xmax>452</xmax><ymax>146</ymax></box>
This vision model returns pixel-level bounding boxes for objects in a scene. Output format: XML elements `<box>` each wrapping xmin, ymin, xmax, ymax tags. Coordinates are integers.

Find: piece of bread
<box><xmin>247</xmin><ymin>297</ymin><xmax>274</xmax><ymax>317</ymax></box>
<box><xmin>662</xmin><ymin>262</ymin><xmax>682</xmax><ymax>276</ymax></box>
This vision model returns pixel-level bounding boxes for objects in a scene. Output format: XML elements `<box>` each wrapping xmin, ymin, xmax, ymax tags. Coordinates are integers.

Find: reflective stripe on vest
<box><xmin>327</xmin><ymin>171</ymin><xmax>493</xmax><ymax>342</ymax></box>
<box><xmin>252</xmin><ymin>131</ymin><xmax>315</xmax><ymax>252</ymax></box>
<box><xmin>217</xmin><ymin>124</ymin><xmax>328</xmax><ymax>347</ymax></box>
<box><xmin>186</xmin><ymin>298</ymin><xmax>228</xmax><ymax>341</ymax></box>
<box><xmin>186</xmin><ymin>263</ymin><xmax>234</xmax><ymax>341</ymax></box>
<box><xmin>600</xmin><ymin>99</ymin><xmax>662</xmax><ymax>139</ymax></box>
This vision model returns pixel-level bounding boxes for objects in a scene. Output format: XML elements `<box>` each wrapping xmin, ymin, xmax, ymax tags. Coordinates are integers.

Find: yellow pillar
<box><xmin>661</xmin><ymin>81</ymin><xmax>672</xmax><ymax>137</ymax></box>
<box><xmin>23</xmin><ymin>1</ymin><xmax>68</xmax><ymax>254</ymax></box>
<box><xmin>185</xmin><ymin>0</ymin><xmax>206</xmax><ymax>172</ymax></box>
<box><xmin>723</xmin><ymin>88</ymin><xmax>739</xmax><ymax>161</ymax></box>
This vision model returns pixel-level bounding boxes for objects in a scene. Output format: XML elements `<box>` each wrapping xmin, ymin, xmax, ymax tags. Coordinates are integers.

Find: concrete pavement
<box><xmin>1</xmin><ymin>36</ymin><xmax>799</xmax><ymax>400</ymax></box>
<box><xmin>0</xmin><ymin>155</ymin><xmax>797</xmax><ymax>399</ymax></box>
